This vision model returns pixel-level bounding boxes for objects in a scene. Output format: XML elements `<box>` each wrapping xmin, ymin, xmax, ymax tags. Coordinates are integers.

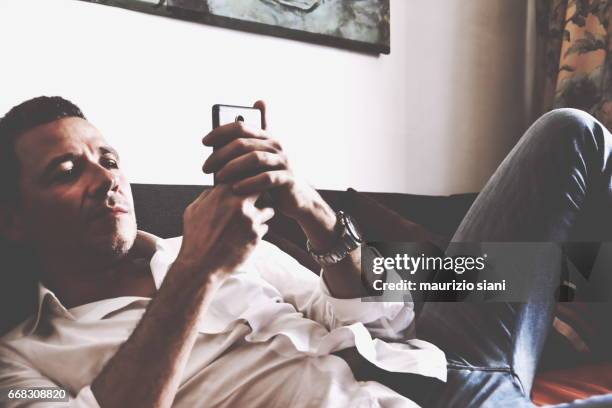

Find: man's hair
<box><xmin>0</xmin><ymin>96</ymin><xmax>86</xmax><ymax>204</ymax></box>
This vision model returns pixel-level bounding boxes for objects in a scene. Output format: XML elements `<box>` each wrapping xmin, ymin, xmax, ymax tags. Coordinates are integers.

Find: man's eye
<box><xmin>54</xmin><ymin>164</ymin><xmax>77</xmax><ymax>182</ymax></box>
<box><xmin>102</xmin><ymin>157</ymin><xmax>119</xmax><ymax>169</ymax></box>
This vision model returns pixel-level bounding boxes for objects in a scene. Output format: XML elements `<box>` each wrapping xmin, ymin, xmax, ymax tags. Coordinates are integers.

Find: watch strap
<box><xmin>307</xmin><ymin>211</ymin><xmax>362</xmax><ymax>267</ymax></box>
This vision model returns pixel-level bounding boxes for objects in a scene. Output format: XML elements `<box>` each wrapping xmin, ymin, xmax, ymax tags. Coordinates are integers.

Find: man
<box><xmin>1</xmin><ymin>96</ymin><xmax>611</xmax><ymax>407</ymax></box>
<box><xmin>0</xmin><ymin>96</ymin><xmax>445</xmax><ymax>407</ymax></box>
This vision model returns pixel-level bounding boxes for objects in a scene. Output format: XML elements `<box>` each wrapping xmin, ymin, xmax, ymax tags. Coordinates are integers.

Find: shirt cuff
<box><xmin>318</xmin><ymin>271</ymin><xmax>410</xmax><ymax>325</ymax></box>
<box><xmin>71</xmin><ymin>386</ymin><xmax>100</xmax><ymax>407</ymax></box>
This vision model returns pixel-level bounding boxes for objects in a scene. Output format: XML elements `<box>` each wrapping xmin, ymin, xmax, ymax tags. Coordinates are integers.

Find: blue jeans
<box><xmin>414</xmin><ymin>109</ymin><xmax>612</xmax><ymax>407</ymax></box>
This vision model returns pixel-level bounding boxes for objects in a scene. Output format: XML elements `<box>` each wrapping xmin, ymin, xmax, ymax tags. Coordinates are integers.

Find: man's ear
<box><xmin>0</xmin><ymin>204</ymin><xmax>26</xmax><ymax>242</ymax></box>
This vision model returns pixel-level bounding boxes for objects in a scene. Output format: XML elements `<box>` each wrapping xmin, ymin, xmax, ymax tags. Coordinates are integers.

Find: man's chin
<box><xmin>87</xmin><ymin>226</ymin><xmax>138</xmax><ymax>260</ymax></box>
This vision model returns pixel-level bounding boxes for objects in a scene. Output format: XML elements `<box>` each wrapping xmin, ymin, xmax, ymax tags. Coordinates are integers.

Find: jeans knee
<box><xmin>520</xmin><ymin>108</ymin><xmax>606</xmax><ymax>155</ymax></box>
<box><xmin>538</xmin><ymin>108</ymin><xmax>598</xmax><ymax>132</ymax></box>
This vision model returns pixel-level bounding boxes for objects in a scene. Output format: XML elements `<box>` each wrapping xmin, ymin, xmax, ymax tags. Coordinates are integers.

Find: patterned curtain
<box><xmin>535</xmin><ymin>0</ymin><xmax>612</xmax><ymax>130</ymax></box>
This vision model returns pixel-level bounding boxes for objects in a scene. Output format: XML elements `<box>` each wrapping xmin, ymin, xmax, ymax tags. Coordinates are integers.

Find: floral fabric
<box><xmin>536</xmin><ymin>0</ymin><xmax>612</xmax><ymax>130</ymax></box>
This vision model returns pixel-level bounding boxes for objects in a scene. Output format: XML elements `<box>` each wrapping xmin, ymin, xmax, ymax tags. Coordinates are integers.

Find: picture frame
<box><xmin>78</xmin><ymin>0</ymin><xmax>390</xmax><ymax>55</ymax></box>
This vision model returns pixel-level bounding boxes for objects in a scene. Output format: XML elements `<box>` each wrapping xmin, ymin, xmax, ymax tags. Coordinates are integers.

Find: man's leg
<box><xmin>415</xmin><ymin>108</ymin><xmax>612</xmax><ymax>407</ymax></box>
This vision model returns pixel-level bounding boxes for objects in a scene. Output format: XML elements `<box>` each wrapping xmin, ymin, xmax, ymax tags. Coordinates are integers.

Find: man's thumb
<box><xmin>253</xmin><ymin>100</ymin><xmax>267</xmax><ymax>130</ymax></box>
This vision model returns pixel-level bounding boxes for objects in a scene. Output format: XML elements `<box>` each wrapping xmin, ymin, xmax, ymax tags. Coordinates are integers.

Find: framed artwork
<box><xmin>78</xmin><ymin>0</ymin><xmax>390</xmax><ymax>54</ymax></box>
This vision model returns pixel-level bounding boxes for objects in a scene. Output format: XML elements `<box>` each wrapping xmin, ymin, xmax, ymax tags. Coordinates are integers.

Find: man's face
<box><xmin>12</xmin><ymin>117</ymin><xmax>137</xmax><ymax>259</ymax></box>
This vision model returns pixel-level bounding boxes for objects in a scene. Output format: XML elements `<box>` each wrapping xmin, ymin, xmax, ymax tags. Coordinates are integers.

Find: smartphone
<box><xmin>211</xmin><ymin>104</ymin><xmax>263</xmax><ymax>185</ymax></box>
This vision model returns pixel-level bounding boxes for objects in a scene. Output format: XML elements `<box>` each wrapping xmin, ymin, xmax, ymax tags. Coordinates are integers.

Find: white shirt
<box><xmin>0</xmin><ymin>237</ymin><xmax>447</xmax><ymax>407</ymax></box>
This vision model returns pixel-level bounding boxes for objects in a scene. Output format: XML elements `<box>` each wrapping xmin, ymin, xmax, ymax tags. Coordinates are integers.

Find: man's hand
<box><xmin>202</xmin><ymin>101</ymin><xmax>365</xmax><ymax>299</ymax></box>
<box><xmin>202</xmin><ymin>101</ymin><xmax>322</xmax><ymax>223</ymax></box>
<box><xmin>177</xmin><ymin>184</ymin><xmax>274</xmax><ymax>279</ymax></box>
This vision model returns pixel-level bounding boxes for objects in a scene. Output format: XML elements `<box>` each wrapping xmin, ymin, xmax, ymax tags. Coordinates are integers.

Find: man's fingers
<box><xmin>253</xmin><ymin>100</ymin><xmax>267</xmax><ymax>130</ymax></box>
<box><xmin>232</xmin><ymin>170</ymin><xmax>292</xmax><ymax>195</ymax></box>
<box><xmin>197</xmin><ymin>187</ymin><xmax>213</xmax><ymax>200</ymax></box>
<box><xmin>203</xmin><ymin>138</ymin><xmax>281</xmax><ymax>174</ymax></box>
<box><xmin>202</xmin><ymin>121</ymin><xmax>266</xmax><ymax>147</ymax></box>
<box><xmin>208</xmin><ymin>183</ymin><xmax>259</xmax><ymax>205</ymax></box>
<box><xmin>216</xmin><ymin>151</ymin><xmax>287</xmax><ymax>183</ymax></box>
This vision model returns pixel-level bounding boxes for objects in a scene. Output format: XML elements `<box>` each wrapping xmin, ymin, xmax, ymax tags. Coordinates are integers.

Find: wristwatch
<box><xmin>307</xmin><ymin>211</ymin><xmax>363</xmax><ymax>267</ymax></box>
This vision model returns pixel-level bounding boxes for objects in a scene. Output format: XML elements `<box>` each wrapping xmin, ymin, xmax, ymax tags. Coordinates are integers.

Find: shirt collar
<box><xmin>23</xmin><ymin>284</ymin><xmax>75</xmax><ymax>335</ymax></box>
<box><xmin>24</xmin><ymin>233</ymin><xmax>181</xmax><ymax>336</ymax></box>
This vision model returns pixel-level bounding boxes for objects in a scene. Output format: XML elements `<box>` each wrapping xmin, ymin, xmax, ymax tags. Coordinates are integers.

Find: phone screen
<box><xmin>212</xmin><ymin>104</ymin><xmax>263</xmax><ymax>129</ymax></box>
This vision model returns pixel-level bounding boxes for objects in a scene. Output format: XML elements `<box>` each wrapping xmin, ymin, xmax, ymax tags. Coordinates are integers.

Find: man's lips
<box><xmin>89</xmin><ymin>203</ymin><xmax>130</xmax><ymax>220</ymax></box>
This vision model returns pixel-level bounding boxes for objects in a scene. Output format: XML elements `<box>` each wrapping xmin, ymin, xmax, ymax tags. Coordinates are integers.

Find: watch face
<box><xmin>345</xmin><ymin>215</ymin><xmax>363</xmax><ymax>243</ymax></box>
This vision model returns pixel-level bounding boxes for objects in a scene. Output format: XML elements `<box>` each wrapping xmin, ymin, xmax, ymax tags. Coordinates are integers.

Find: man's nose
<box><xmin>88</xmin><ymin>163</ymin><xmax>118</xmax><ymax>199</ymax></box>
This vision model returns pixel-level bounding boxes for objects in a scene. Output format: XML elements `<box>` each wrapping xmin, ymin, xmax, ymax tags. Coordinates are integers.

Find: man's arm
<box><xmin>291</xmin><ymin>196</ymin><xmax>365</xmax><ymax>299</ymax></box>
<box><xmin>90</xmin><ymin>259</ymin><xmax>214</xmax><ymax>407</ymax></box>
<box><xmin>91</xmin><ymin>185</ymin><xmax>274</xmax><ymax>407</ymax></box>
<box><xmin>0</xmin><ymin>263</ymin><xmax>212</xmax><ymax>408</ymax></box>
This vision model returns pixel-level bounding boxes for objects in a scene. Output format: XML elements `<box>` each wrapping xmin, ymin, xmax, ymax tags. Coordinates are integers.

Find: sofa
<box><xmin>1</xmin><ymin>183</ymin><xmax>611</xmax><ymax>406</ymax></box>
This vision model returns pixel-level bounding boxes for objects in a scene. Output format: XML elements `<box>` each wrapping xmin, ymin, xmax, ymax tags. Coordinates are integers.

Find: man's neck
<box><xmin>38</xmin><ymin>232</ymin><xmax>158</xmax><ymax>308</ymax></box>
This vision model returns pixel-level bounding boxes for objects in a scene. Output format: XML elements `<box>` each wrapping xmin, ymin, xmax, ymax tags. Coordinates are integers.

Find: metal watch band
<box><xmin>306</xmin><ymin>211</ymin><xmax>362</xmax><ymax>267</ymax></box>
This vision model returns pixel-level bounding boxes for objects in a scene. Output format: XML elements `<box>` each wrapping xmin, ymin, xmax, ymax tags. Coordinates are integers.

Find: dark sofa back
<box><xmin>131</xmin><ymin>184</ymin><xmax>476</xmax><ymax>243</ymax></box>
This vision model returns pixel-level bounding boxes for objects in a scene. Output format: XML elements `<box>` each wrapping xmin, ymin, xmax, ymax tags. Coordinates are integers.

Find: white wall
<box><xmin>0</xmin><ymin>0</ymin><xmax>531</xmax><ymax>195</ymax></box>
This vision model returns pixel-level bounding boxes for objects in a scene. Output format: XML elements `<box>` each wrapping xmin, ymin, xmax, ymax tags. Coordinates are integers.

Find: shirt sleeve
<box><xmin>0</xmin><ymin>348</ymin><xmax>100</xmax><ymax>408</ymax></box>
<box><xmin>252</xmin><ymin>241</ymin><xmax>415</xmax><ymax>341</ymax></box>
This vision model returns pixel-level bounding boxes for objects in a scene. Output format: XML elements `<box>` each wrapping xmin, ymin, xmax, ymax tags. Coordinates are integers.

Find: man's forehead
<box><xmin>15</xmin><ymin>117</ymin><xmax>108</xmax><ymax>166</ymax></box>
